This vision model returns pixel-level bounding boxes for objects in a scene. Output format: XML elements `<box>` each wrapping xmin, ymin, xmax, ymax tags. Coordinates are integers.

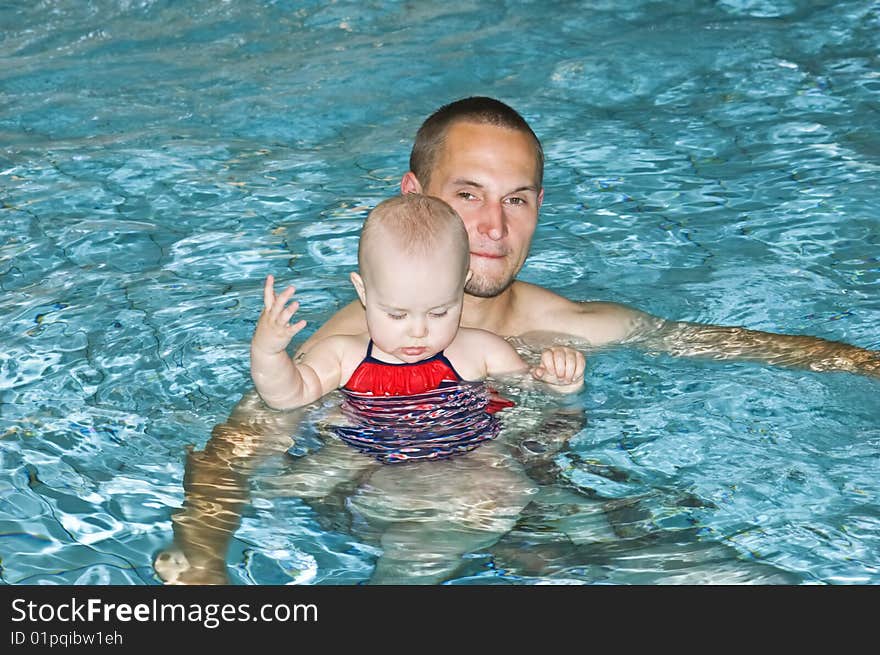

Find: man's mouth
<box><xmin>470</xmin><ymin>251</ymin><xmax>506</xmax><ymax>259</ymax></box>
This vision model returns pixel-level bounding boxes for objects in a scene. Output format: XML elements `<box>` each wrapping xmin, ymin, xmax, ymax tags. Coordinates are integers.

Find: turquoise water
<box><xmin>1</xmin><ymin>0</ymin><xmax>879</xmax><ymax>584</ymax></box>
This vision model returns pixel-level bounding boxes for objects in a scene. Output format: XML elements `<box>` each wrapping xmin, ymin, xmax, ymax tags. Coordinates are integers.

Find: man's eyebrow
<box><xmin>450</xmin><ymin>178</ymin><xmax>539</xmax><ymax>193</ymax></box>
<box><xmin>451</xmin><ymin>178</ymin><xmax>484</xmax><ymax>188</ymax></box>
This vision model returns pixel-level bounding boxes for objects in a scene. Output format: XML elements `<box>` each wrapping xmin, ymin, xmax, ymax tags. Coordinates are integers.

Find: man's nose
<box><xmin>476</xmin><ymin>200</ymin><xmax>506</xmax><ymax>241</ymax></box>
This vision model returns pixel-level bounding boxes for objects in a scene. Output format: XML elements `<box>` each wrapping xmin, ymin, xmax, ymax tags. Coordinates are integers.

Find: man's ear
<box><xmin>350</xmin><ymin>272</ymin><xmax>367</xmax><ymax>306</ymax></box>
<box><xmin>401</xmin><ymin>171</ymin><xmax>423</xmax><ymax>195</ymax></box>
<box><xmin>537</xmin><ymin>188</ymin><xmax>544</xmax><ymax>210</ymax></box>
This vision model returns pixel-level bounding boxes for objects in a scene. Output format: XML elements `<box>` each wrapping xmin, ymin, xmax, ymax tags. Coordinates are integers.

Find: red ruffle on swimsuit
<box><xmin>342</xmin><ymin>340</ymin><xmax>514</xmax><ymax>413</ymax></box>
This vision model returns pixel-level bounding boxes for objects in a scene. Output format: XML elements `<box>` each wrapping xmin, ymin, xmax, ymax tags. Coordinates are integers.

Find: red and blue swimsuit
<box><xmin>335</xmin><ymin>341</ymin><xmax>514</xmax><ymax>463</ymax></box>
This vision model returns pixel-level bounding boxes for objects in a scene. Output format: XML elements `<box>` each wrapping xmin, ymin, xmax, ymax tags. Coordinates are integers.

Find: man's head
<box><xmin>350</xmin><ymin>194</ymin><xmax>471</xmax><ymax>362</ymax></box>
<box><xmin>402</xmin><ymin>97</ymin><xmax>545</xmax><ymax>298</ymax></box>
<box><xmin>409</xmin><ymin>96</ymin><xmax>544</xmax><ymax>190</ymax></box>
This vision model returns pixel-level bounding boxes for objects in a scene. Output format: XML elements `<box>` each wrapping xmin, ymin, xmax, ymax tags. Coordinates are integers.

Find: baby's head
<box><xmin>357</xmin><ymin>194</ymin><xmax>470</xmax><ymax>281</ymax></box>
<box><xmin>350</xmin><ymin>194</ymin><xmax>471</xmax><ymax>363</ymax></box>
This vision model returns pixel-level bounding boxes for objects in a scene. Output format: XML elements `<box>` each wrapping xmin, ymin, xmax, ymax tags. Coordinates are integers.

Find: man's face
<box><xmin>419</xmin><ymin>121</ymin><xmax>544</xmax><ymax>298</ymax></box>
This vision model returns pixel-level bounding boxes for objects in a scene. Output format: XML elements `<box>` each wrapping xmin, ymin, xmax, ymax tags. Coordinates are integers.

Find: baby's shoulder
<box><xmin>448</xmin><ymin>327</ymin><xmax>516</xmax><ymax>362</ymax></box>
<box><xmin>453</xmin><ymin>326</ymin><xmax>509</xmax><ymax>348</ymax></box>
<box><xmin>448</xmin><ymin>327</ymin><xmax>526</xmax><ymax>379</ymax></box>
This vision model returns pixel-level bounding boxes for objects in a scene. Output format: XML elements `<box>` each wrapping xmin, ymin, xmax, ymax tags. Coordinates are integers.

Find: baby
<box><xmin>250</xmin><ymin>194</ymin><xmax>585</xmax><ymax>455</ymax></box>
<box><xmin>155</xmin><ymin>194</ymin><xmax>586</xmax><ymax>585</ymax></box>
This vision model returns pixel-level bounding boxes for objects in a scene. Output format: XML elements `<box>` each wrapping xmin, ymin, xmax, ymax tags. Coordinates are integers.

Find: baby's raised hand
<box><xmin>251</xmin><ymin>274</ymin><xmax>307</xmax><ymax>355</ymax></box>
<box><xmin>531</xmin><ymin>346</ymin><xmax>585</xmax><ymax>392</ymax></box>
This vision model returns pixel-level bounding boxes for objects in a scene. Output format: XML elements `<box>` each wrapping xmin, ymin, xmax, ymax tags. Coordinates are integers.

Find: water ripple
<box><xmin>1</xmin><ymin>0</ymin><xmax>878</xmax><ymax>586</ymax></box>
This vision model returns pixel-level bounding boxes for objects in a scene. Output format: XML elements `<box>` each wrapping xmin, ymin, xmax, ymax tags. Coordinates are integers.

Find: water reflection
<box><xmin>155</xmin><ymin>376</ymin><xmax>583</xmax><ymax>584</ymax></box>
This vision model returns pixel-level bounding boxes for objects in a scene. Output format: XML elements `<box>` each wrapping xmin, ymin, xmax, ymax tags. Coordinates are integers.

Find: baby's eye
<box><xmin>429</xmin><ymin>310</ymin><xmax>448</xmax><ymax>318</ymax></box>
<box><xmin>387</xmin><ymin>313</ymin><xmax>406</xmax><ymax>320</ymax></box>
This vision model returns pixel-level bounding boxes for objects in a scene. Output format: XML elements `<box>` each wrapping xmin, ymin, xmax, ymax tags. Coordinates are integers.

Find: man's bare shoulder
<box><xmin>510</xmin><ymin>281</ymin><xmax>658</xmax><ymax>346</ymax></box>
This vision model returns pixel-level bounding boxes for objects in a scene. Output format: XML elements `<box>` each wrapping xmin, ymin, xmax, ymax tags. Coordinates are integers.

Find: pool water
<box><xmin>1</xmin><ymin>0</ymin><xmax>878</xmax><ymax>584</ymax></box>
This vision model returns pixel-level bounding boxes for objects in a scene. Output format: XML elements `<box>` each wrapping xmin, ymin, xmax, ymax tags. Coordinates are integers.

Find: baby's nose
<box><xmin>408</xmin><ymin>317</ymin><xmax>428</xmax><ymax>338</ymax></box>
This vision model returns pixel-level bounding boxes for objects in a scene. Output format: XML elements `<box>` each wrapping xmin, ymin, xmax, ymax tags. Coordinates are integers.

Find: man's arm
<box><xmin>154</xmin><ymin>393</ymin><xmax>305</xmax><ymax>584</ymax></box>
<box><xmin>633</xmin><ymin>318</ymin><xmax>880</xmax><ymax>377</ymax></box>
<box><xmin>553</xmin><ymin>298</ymin><xmax>880</xmax><ymax>378</ymax></box>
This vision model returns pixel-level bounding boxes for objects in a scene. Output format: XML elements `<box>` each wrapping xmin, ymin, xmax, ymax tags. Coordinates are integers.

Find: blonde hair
<box><xmin>358</xmin><ymin>194</ymin><xmax>469</xmax><ymax>280</ymax></box>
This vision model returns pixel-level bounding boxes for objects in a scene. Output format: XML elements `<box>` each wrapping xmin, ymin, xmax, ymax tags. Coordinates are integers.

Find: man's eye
<box><xmin>457</xmin><ymin>191</ymin><xmax>477</xmax><ymax>200</ymax></box>
<box><xmin>506</xmin><ymin>196</ymin><xmax>525</xmax><ymax>205</ymax></box>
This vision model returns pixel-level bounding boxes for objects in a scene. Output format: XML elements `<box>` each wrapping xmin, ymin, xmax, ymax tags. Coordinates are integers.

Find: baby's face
<box><xmin>358</xmin><ymin>248</ymin><xmax>467</xmax><ymax>364</ymax></box>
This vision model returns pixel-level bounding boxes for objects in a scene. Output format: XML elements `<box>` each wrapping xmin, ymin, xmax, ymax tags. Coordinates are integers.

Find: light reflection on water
<box><xmin>1</xmin><ymin>0</ymin><xmax>879</xmax><ymax>584</ymax></box>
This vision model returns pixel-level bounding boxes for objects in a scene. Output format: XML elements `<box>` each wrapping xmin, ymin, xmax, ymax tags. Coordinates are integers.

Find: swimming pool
<box><xmin>1</xmin><ymin>0</ymin><xmax>878</xmax><ymax>584</ymax></box>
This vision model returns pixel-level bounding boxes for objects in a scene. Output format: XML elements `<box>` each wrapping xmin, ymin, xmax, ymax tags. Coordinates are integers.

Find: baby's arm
<box><xmin>250</xmin><ymin>275</ymin><xmax>343</xmax><ymax>410</ymax></box>
<box><xmin>465</xmin><ymin>329</ymin><xmax>529</xmax><ymax>379</ymax></box>
<box><xmin>531</xmin><ymin>346</ymin><xmax>586</xmax><ymax>393</ymax></box>
<box><xmin>453</xmin><ymin>330</ymin><xmax>585</xmax><ymax>393</ymax></box>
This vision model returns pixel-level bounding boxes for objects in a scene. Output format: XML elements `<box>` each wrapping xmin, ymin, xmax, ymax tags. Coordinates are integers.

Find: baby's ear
<box><xmin>349</xmin><ymin>272</ymin><xmax>367</xmax><ymax>306</ymax></box>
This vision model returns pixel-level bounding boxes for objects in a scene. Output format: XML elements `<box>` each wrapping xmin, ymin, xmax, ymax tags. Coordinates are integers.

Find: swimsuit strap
<box><xmin>434</xmin><ymin>351</ymin><xmax>463</xmax><ymax>381</ymax></box>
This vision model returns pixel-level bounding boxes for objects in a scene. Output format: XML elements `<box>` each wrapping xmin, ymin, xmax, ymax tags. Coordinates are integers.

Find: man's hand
<box><xmin>251</xmin><ymin>274</ymin><xmax>307</xmax><ymax>355</ymax></box>
<box><xmin>531</xmin><ymin>346</ymin><xmax>586</xmax><ymax>392</ymax></box>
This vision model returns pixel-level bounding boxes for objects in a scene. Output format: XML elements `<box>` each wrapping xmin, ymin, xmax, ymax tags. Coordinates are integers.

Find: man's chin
<box><xmin>464</xmin><ymin>275</ymin><xmax>514</xmax><ymax>298</ymax></box>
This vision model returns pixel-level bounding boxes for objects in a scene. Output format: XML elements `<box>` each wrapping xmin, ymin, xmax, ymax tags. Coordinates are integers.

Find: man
<box><xmin>155</xmin><ymin>96</ymin><xmax>879</xmax><ymax>585</ymax></box>
<box><xmin>298</xmin><ymin>96</ymin><xmax>880</xmax><ymax>376</ymax></box>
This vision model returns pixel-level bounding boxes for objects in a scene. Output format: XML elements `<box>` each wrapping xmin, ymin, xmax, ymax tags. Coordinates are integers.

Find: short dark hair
<box><xmin>409</xmin><ymin>97</ymin><xmax>544</xmax><ymax>189</ymax></box>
